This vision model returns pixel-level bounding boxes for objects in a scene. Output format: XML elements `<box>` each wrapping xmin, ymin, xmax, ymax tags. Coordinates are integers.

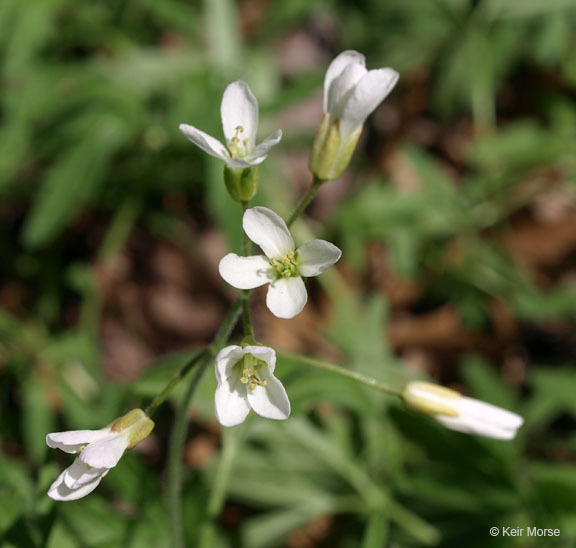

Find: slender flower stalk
<box><xmin>145</xmin><ymin>350</ymin><xmax>208</xmax><ymax>418</ymax></box>
<box><xmin>286</xmin><ymin>175</ymin><xmax>323</xmax><ymax>228</ymax></box>
<box><xmin>277</xmin><ymin>352</ymin><xmax>402</xmax><ymax>396</ymax></box>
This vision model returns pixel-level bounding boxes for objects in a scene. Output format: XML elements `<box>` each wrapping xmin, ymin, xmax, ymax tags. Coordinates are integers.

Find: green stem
<box><xmin>167</xmin><ymin>351</ymin><xmax>211</xmax><ymax>548</ymax></box>
<box><xmin>166</xmin><ymin>297</ymin><xmax>243</xmax><ymax>548</ymax></box>
<box><xmin>198</xmin><ymin>424</ymin><xmax>246</xmax><ymax>548</ymax></box>
<box><xmin>278</xmin><ymin>352</ymin><xmax>403</xmax><ymax>397</ymax></box>
<box><xmin>145</xmin><ymin>350</ymin><xmax>207</xmax><ymax>418</ymax></box>
<box><xmin>286</xmin><ymin>176</ymin><xmax>323</xmax><ymax>228</ymax></box>
<box><xmin>240</xmin><ymin>201</ymin><xmax>255</xmax><ymax>339</ymax></box>
<box><xmin>241</xmin><ymin>290</ymin><xmax>254</xmax><ymax>339</ymax></box>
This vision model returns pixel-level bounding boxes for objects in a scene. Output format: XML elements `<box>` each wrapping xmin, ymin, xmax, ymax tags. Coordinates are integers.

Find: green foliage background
<box><xmin>1</xmin><ymin>0</ymin><xmax>576</xmax><ymax>547</ymax></box>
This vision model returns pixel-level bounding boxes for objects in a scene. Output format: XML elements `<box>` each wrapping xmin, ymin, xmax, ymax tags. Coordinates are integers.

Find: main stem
<box><xmin>197</xmin><ymin>422</ymin><xmax>246</xmax><ymax>548</ymax></box>
<box><xmin>286</xmin><ymin>175</ymin><xmax>323</xmax><ymax>228</ymax></box>
<box><xmin>166</xmin><ymin>298</ymin><xmax>243</xmax><ymax>548</ymax></box>
<box><xmin>278</xmin><ymin>352</ymin><xmax>403</xmax><ymax>397</ymax></box>
<box><xmin>167</xmin><ymin>350</ymin><xmax>211</xmax><ymax>548</ymax></box>
<box><xmin>240</xmin><ymin>201</ymin><xmax>255</xmax><ymax>340</ymax></box>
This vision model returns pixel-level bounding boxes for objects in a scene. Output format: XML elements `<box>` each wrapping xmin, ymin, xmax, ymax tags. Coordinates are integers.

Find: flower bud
<box><xmin>402</xmin><ymin>381</ymin><xmax>524</xmax><ymax>440</ymax></box>
<box><xmin>224</xmin><ymin>165</ymin><xmax>259</xmax><ymax>202</ymax></box>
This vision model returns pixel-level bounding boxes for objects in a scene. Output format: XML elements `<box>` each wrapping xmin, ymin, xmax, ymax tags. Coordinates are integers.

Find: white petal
<box><xmin>435</xmin><ymin>414</ymin><xmax>519</xmax><ymax>440</ymax></box>
<box><xmin>242</xmin><ymin>345</ymin><xmax>277</xmax><ymax>375</ymax></box>
<box><xmin>215</xmin><ymin>378</ymin><xmax>251</xmax><ymax>427</ymax></box>
<box><xmin>323</xmin><ymin>50</ymin><xmax>366</xmax><ymax>113</ymax></box>
<box><xmin>246</xmin><ymin>376</ymin><xmax>290</xmax><ymax>420</ymax></box>
<box><xmin>458</xmin><ymin>398</ymin><xmax>524</xmax><ymax>428</ymax></box>
<box><xmin>243</xmin><ymin>207</ymin><xmax>295</xmax><ymax>259</ymax></box>
<box><xmin>244</xmin><ymin>129</ymin><xmax>283</xmax><ymax>162</ymax></box>
<box><xmin>266</xmin><ymin>276</ymin><xmax>307</xmax><ymax>319</ymax></box>
<box><xmin>227</xmin><ymin>156</ymin><xmax>267</xmax><ymax>168</ymax></box>
<box><xmin>79</xmin><ymin>434</ymin><xmax>129</xmax><ymax>469</ymax></box>
<box><xmin>219</xmin><ymin>253</ymin><xmax>273</xmax><ymax>289</ymax></box>
<box><xmin>46</xmin><ymin>428</ymin><xmax>111</xmax><ymax>454</ymax></box>
<box><xmin>221</xmin><ymin>81</ymin><xmax>258</xmax><ymax>150</ymax></box>
<box><xmin>327</xmin><ymin>62</ymin><xmax>367</xmax><ymax>119</ymax></box>
<box><xmin>454</xmin><ymin>397</ymin><xmax>524</xmax><ymax>436</ymax></box>
<box><xmin>340</xmin><ymin>68</ymin><xmax>399</xmax><ymax>141</ymax></box>
<box><xmin>63</xmin><ymin>459</ymin><xmax>107</xmax><ymax>489</ymax></box>
<box><xmin>48</xmin><ymin>469</ymin><xmax>108</xmax><ymax>501</ymax></box>
<box><xmin>179</xmin><ymin>124</ymin><xmax>230</xmax><ymax>161</ymax></box>
<box><xmin>297</xmin><ymin>239</ymin><xmax>342</xmax><ymax>277</ymax></box>
<box><xmin>434</xmin><ymin>397</ymin><xmax>523</xmax><ymax>440</ymax></box>
<box><xmin>214</xmin><ymin>345</ymin><xmax>244</xmax><ymax>384</ymax></box>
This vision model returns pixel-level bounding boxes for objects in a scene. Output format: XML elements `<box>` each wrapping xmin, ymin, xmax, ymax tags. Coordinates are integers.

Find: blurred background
<box><xmin>1</xmin><ymin>0</ymin><xmax>576</xmax><ymax>546</ymax></box>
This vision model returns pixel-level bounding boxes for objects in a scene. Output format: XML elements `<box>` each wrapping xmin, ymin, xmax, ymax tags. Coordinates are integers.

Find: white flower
<box><xmin>46</xmin><ymin>409</ymin><xmax>154</xmax><ymax>501</ymax></box>
<box><xmin>310</xmin><ymin>50</ymin><xmax>399</xmax><ymax>180</ymax></box>
<box><xmin>323</xmin><ymin>50</ymin><xmax>398</xmax><ymax>144</ymax></box>
<box><xmin>219</xmin><ymin>207</ymin><xmax>341</xmax><ymax>319</ymax></box>
<box><xmin>215</xmin><ymin>345</ymin><xmax>290</xmax><ymax>427</ymax></box>
<box><xmin>403</xmin><ymin>382</ymin><xmax>524</xmax><ymax>440</ymax></box>
<box><xmin>179</xmin><ymin>80</ymin><xmax>282</xmax><ymax>168</ymax></box>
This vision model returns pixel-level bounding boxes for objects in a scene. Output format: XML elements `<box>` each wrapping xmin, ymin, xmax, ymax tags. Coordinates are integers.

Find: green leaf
<box><xmin>525</xmin><ymin>368</ymin><xmax>576</xmax><ymax>425</ymax></box>
<box><xmin>22</xmin><ymin>373</ymin><xmax>55</xmax><ymax>463</ymax></box>
<box><xmin>361</xmin><ymin>512</ymin><xmax>389</xmax><ymax>548</ymax></box>
<box><xmin>22</xmin><ymin>115</ymin><xmax>128</xmax><ymax>247</ymax></box>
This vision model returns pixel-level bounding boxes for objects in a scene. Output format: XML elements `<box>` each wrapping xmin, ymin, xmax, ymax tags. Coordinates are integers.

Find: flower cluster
<box><xmin>46</xmin><ymin>50</ymin><xmax>525</xmax><ymax>504</ymax></box>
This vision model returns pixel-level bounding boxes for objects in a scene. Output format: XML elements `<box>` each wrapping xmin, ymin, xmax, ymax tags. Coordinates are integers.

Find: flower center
<box><xmin>237</xmin><ymin>354</ymin><xmax>267</xmax><ymax>390</ymax></box>
<box><xmin>270</xmin><ymin>251</ymin><xmax>299</xmax><ymax>278</ymax></box>
<box><xmin>228</xmin><ymin>125</ymin><xmax>251</xmax><ymax>158</ymax></box>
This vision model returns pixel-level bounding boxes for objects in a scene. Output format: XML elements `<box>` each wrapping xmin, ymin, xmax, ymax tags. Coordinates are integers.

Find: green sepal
<box><xmin>309</xmin><ymin>114</ymin><xmax>362</xmax><ymax>181</ymax></box>
<box><xmin>224</xmin><ymin>165</ymin><xmax>259</xmax><ymax>202</ymax></box>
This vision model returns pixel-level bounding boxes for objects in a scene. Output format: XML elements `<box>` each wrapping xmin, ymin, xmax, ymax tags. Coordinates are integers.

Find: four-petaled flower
<box><xmin>179</xmin><ymin>80</ymin><xmax>282</xmax><ymax>168</ymax></box>
<box><xmin>46</xmin><ymin>409</ymin><xmax>154</xmax><ymax>501</ymax></box>
<box><xmin>310</xmin><ymin>50</ymin><xmax>399</xmax><ymax>180</ymax></box>
<box><xmin>403</xmin><ymin>382</ymin><xmax>524</xmax><ymax>440</ymax></box>
<box><xmin>219</xmin><ymin>206</ymin><xmax>341</xmax><ymax>319</ymax></box>
<box><xmin>215</xmin><ymin>345</ymin><xmax>290</xmax><ymax>427</ymax></box>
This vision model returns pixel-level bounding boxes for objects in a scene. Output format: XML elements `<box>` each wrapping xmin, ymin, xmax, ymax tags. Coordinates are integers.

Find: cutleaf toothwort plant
<box><xmin>46</xmin><ymin>51</ymin><xmax>523</xmax><ymax>504</ymax></box>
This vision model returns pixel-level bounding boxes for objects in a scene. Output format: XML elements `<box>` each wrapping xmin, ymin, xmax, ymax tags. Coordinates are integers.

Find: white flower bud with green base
<box><xmin>46</xmin><ymin>409</ymin><xmax>154</xmax><ymax>501</ymax></box>
<box><xmin>402</xmin><ymin>381</ymin><xmax>524</xmax><ymax>440</ymax></box>
<box><xmin>310</xmin><ymin>50</ymin><xmax>399</xmax><ymax>181</ymax></box>
<box><xmin>179</xmin><ymin>81</ymin><xmax>282</xmax><ymax>201</ymax></box>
